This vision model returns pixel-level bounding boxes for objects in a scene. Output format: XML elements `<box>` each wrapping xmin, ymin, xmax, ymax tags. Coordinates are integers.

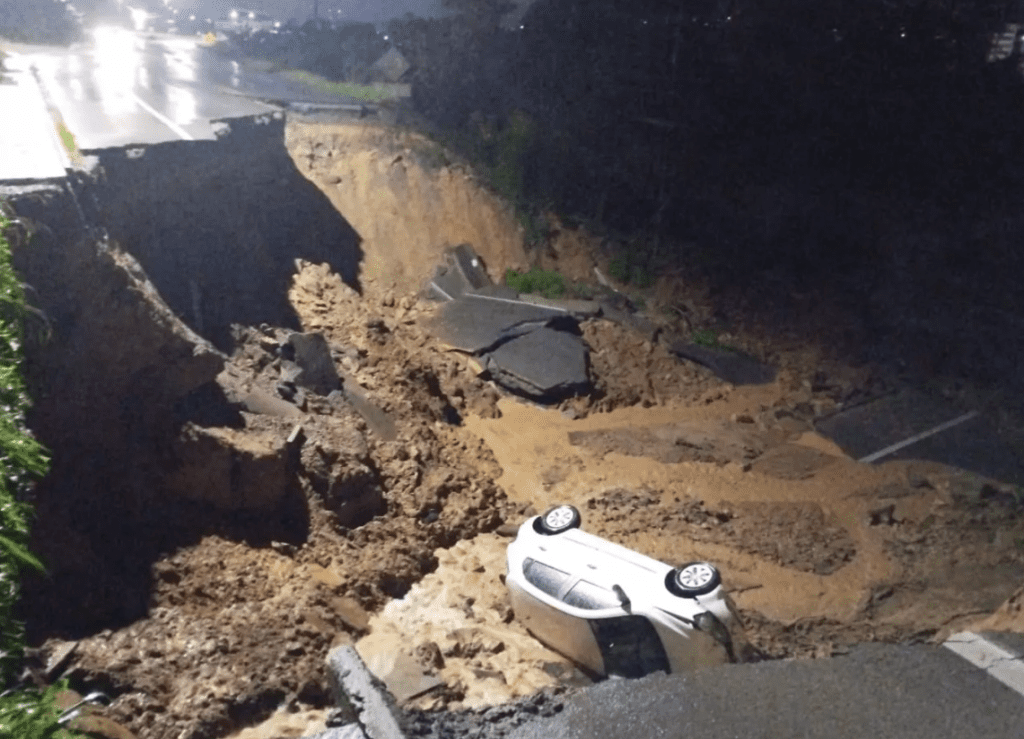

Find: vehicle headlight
<box><xmin>693</xmin><ymin>611</ymin><xmax>732</xmax><ymax>647</ymax></box>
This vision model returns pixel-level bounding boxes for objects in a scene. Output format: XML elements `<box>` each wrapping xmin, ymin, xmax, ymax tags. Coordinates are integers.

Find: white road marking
<box><xmin>429</xmin><ymin>280</ymin><xmax>454</xmax><ymax>301</ymax></box>
<box><xmin>132</xmin><ymin>92</ymin><xmax>194</xmax><ymax>141</ymax></box>
<box><xmin>944</xmin><ymin>632</ymin><xmax>1024</xmax><ymax>697</ymax></box>
<box><xmin>858</xmin><ymin>410</ymin><xmax>979</xmax><ymax>463</ymax></box>
<box><xmin>465</xmin><ymin>292</ymin><xmax>569</xmax><ymax>312</ymax></box>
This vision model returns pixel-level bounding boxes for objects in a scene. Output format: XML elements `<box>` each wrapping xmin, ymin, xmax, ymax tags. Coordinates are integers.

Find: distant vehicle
<box><xmin>214</xmin><ymin>8</ymin><xmax>279</xmax><ymax>35</ymax></box>
<box><xmin>505</xmin><ymin>504</ymin><xmax>746</xmax><ymax>678</ymax></box>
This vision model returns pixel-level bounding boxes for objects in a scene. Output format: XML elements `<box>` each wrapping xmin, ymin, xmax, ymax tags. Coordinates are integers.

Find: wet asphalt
<box><xmin>500</xmin><ymin>643</ymin><xmax>1024</xmax><ymax>739</ymax></box>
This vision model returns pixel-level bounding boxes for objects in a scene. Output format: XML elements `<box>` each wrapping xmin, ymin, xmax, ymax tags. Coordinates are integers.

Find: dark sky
<box><xmin>166</xmin><ymin>0</ymin><xmax>455</xmax><ymax>25</ymax></box>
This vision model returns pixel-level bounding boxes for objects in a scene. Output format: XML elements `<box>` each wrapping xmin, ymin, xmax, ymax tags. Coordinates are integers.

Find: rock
<box><xmin>167</xmin><ymin>424</ymin><xmax>295</xmax><ymax>511</ymax></box>
<box><xmin>44</xmin><ymin>640</ymin><xmax>78</xmax><ymax>680</ymax></box>
<box><xmin>300</xmin><ymin>437</ymin><xmax>383</xmax><ymax>527</ymax></box>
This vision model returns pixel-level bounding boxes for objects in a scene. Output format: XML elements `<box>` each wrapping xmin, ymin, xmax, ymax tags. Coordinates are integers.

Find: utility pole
<box><xmin>313</xmin><ymin>0</ymin><xmax>319</xmax><ymax>19</ymax></box>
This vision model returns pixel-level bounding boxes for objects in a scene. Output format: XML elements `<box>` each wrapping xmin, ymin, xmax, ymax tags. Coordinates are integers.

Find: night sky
<box><xmin>162</xmin><ymin>0</ymin><xmax>457</xmax><ymax>24</ymax></box>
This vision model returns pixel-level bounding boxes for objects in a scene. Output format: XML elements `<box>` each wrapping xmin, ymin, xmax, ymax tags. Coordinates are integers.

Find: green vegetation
<box><xmin>0</xmin><ymin>680</ymin><xmax>80</xmax><ymax>739</ymax></box>
<box><xmin>608</xmin><ymin>255</ymin><xmax>655</xmax><ymax>288</ymax></box>
<box><xmin>504</xmin><ymin>267</ymin><xmax>566</xmax><ymax>299</ymax></box>
<box><xmin>0</xmin><ymin>206</ymin><xmax>68</xmax><ymax>738</ymax></box>
<box><xmin>283</xmin><ymin>70</ymin><xmax>408</xmax><ymax>103</ymax></box>
<box><xmin>691</xmin><ymin>328</ymin><xmax>719</xmax><ymax>347</ymax></box>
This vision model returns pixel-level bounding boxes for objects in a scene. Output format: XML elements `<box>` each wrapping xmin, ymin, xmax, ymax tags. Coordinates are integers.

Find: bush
<box><xmin>0</xmin><ymin>206</ymin><xmax>49</xmax><ymax>689</ymax></box>
<box><xmin>504</xmin><ymin>267</ymin><xmax>566</xmax><ymax>299</ymax></box>
<box><xmin>0</xmin><ymin>680</ymin><xmax>80</xmax><ymax>739</ymax></box>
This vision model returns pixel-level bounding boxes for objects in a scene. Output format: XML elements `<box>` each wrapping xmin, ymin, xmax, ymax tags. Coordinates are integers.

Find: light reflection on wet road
<box><xmin>27</xmin><ymin>29</ymin><xmax>280</xmax><ymax>149</ymax></box>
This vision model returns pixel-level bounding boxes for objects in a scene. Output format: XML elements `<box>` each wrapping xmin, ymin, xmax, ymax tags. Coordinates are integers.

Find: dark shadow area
<box><xmin>385</xmin><ymin>0</ymin><xmax>1024</xmax><ymax>422</ymax></box>
<box><xmin>20</xmin><ymin>488</ymin><xmax>311</xmax><ymax>641</ymax></box>
<box><xmin>82</xmin><ymin>113</ymin><xmax>363</xmax><ymax>352</ymax></box>
<box><xmin>3</xmin><ymin>128</ymin><xmax>349</xmax><ymax>638</ymax></box>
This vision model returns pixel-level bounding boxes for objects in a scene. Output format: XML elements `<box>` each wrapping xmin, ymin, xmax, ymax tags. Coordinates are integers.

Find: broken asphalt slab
<box><xmin>506</xmin><ymin>642</ymin><xmax>1024</xmax><ymax>739</ymax></box>
<box><xmin>323</xmin><ymin>646</ymin><xmax>407</xmax><ymax>739</ymax></box>
<box><xmin>815</xmin><ymin>388</ymin><xmax>1024</xmax><ymax>485</ymax></box>
<box><xmin>424</xmin><ymin>243</ymin><xmax>494</xmax><ymax>301</ymax></box>
<box><xmin>426</xmin><ymin>293</ymin><xmax>573</xmax><ymax>354</ymax></box>
<box><xmin>668</xmin><ymin>341</ymin><xmax>777</xmax><ymax>385</ymax></box>
<box><xmin>485</xmin><ymin>326</ymin><xmax>590</xmax><ymax>399</ymax></box>
<box><xmin>424</xmin><ymin>293</ymin><xmax>590</xmax><ymax>400</ymax></box>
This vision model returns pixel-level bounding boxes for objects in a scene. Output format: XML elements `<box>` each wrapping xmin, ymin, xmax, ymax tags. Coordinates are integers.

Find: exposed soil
<box><xmin>17</xmin><ymin>121</ymin><xmax>1024</xmax><ymax>739</ymax></box>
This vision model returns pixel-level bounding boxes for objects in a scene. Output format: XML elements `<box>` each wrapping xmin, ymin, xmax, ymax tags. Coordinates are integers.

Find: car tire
<box><xmin>667</xmin><ymin>561</ymin><xmax>721</xmax><ymax>597</ymax></box>
<box><xmin>535</xmin><ymin>504</ymin><xmax>582</xmax><ymax>535</ymax></box>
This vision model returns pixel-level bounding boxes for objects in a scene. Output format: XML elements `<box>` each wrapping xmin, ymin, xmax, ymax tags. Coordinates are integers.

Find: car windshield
<box><xmin>590</xmin><ymin>615</ymin><xmax>670</xmax><ymax>678</ymax></box>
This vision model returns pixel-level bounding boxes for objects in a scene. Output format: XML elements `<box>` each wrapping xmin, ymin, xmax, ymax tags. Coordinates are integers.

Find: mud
<box><xmin>8</xmin><ymin>120</ymin><xmax>1024</xmax><ymax>739</ymax></box>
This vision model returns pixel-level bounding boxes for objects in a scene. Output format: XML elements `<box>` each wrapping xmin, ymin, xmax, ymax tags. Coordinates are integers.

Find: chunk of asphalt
<box><xmin>284</xmin><ymin>332</ymin><xmax>342</xmax><ymax>395</ymax></box>
<box><xmin>449</xmin><ymin>243</ymin><xmax>492</xmax><ymax>290</ymax></box>
<box><xmin>484</xmin><ymin>326</ymin><xmax>590</xmax><ymax>399</ymax></box>
<box><xmin>668</xmin><ymin>342</ymin><xmax>777</xmax><ymax>385</ymax></box>
<box><xmin>423</xmin><ymin>243</ymin><xmax>492</xmax><ymax>301</ymax></box>
<box><xmin>330</xmin><ymin>370</ymin><xmax>398</xmax><ymax>441</ymax></box>
<box><xmin>326</xmin><ymin>646</ymin><xmax>407</xmax><ymax>739</ymax></box>
<box><xmin>518</xmin><ymin>294</ymin><xmax>602</xmax><ymax>319</ymax></box>
<box><xmin>425</xmin><ymin>294</ymin><xmax>570</xmax><ymax>353</ymax></box>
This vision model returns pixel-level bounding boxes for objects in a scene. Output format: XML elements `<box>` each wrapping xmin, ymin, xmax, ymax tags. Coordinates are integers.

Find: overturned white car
<box><xmin>505</xmin><ymin>504</ymin><xmax>746</xmax><ymax>678</ymax></box>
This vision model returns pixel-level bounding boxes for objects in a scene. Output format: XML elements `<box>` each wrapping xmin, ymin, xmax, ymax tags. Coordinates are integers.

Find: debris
<box><xmin>44</xmin><ymin>640</ymin><xmax>78</xmax><ymax>680</ymax></box>
<box><xmin>668</xmin><ymin>341</ymin><xmax>776</xmax><ymax>385</ymax></box>
<box><xmin>284</xmin><ymin>332</ymin><xmax>343</xmax><ymax>395</ymax></box>
<box><xmin>485</xmin><ymin>327</ymin><xmax>590</xmax><ymax>400</ymax></box>
<box><xmin>325</xmin><ymin>646</ymin><xmax>407</xmax><ymax>739</ymax></box>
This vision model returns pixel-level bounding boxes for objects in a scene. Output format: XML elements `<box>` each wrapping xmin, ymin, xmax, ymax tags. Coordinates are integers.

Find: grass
<box><xmin>0</xmin><ymin>680</ymin><xmax>82</xmax><ymax>739</ymax></box>
<box><xmin>504</xmin><ymin>267</ymin><xmax>566</xmax><ymax>299</ymax></box>
<box><xmin>282</xmin><ymin>70</ymin><xmax>408</xmax><ymax>103</ymax></box>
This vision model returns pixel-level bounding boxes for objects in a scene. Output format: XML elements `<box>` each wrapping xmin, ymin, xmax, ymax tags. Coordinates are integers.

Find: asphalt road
<box><xmin>507</xmin><ymin>643</ymin><xmax>1024</xmax><ymax>739</ymax></box>
<box><xmin>22</xmin><ymin>28</ymin><xmax>286</xmax><ymax>149</ymax></box>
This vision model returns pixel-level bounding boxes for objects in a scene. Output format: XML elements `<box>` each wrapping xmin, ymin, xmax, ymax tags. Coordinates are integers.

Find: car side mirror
<box><xmin>612</xmin><ymin>584</ymin><xmax>631</xmax><ymax>611</ymax></box>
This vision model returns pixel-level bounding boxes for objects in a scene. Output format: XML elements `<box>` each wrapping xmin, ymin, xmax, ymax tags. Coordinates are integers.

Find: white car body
<box><xmin>506</xmin><ymin>507</ymin><xmax>744</xmax><ymax>678</ymax></box>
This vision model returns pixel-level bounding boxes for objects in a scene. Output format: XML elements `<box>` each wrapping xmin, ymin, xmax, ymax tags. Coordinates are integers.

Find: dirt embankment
<box><xmin>6</xmin><ymin>120</ymin><xmax>1024</xmax><ymax>739</ymax></box>
<box><xmin>286</xmin><ymin>121</ymin><xmax>530</xmax><ymax>297</ymax></box>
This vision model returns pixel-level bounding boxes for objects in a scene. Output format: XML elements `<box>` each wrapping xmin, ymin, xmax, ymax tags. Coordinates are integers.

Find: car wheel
<box><xmin>536</xmin><ymin>504</ymin><xmax>582</xmax><ymax>535</ymax></box>
<box><xmin>668</xmin><ymin>562</ymin><xmax>721</xmax><ymax>597</ymax></box>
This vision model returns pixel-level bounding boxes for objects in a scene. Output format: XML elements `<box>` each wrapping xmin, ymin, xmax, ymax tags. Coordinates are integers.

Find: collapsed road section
<box><xmin>4</xmin><ymin>113</ymin><xmax>1024</xmax><ymax>739</ymax></box>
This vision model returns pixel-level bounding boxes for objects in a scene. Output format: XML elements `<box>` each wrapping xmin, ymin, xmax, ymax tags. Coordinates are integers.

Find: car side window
<box><xmin>563</xmin><ymin>579</ymin><xmax>621</xmax><ymax>610</ymax></box>
<box><xmin>589</xmin><ymin>615</ymin><xmax>671</xmax><ymax>678</ymax></box>
<box><xmin>522</xmin><ymin>557</ymin><xmax>571</xmax><ymax>598</ymax></box>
